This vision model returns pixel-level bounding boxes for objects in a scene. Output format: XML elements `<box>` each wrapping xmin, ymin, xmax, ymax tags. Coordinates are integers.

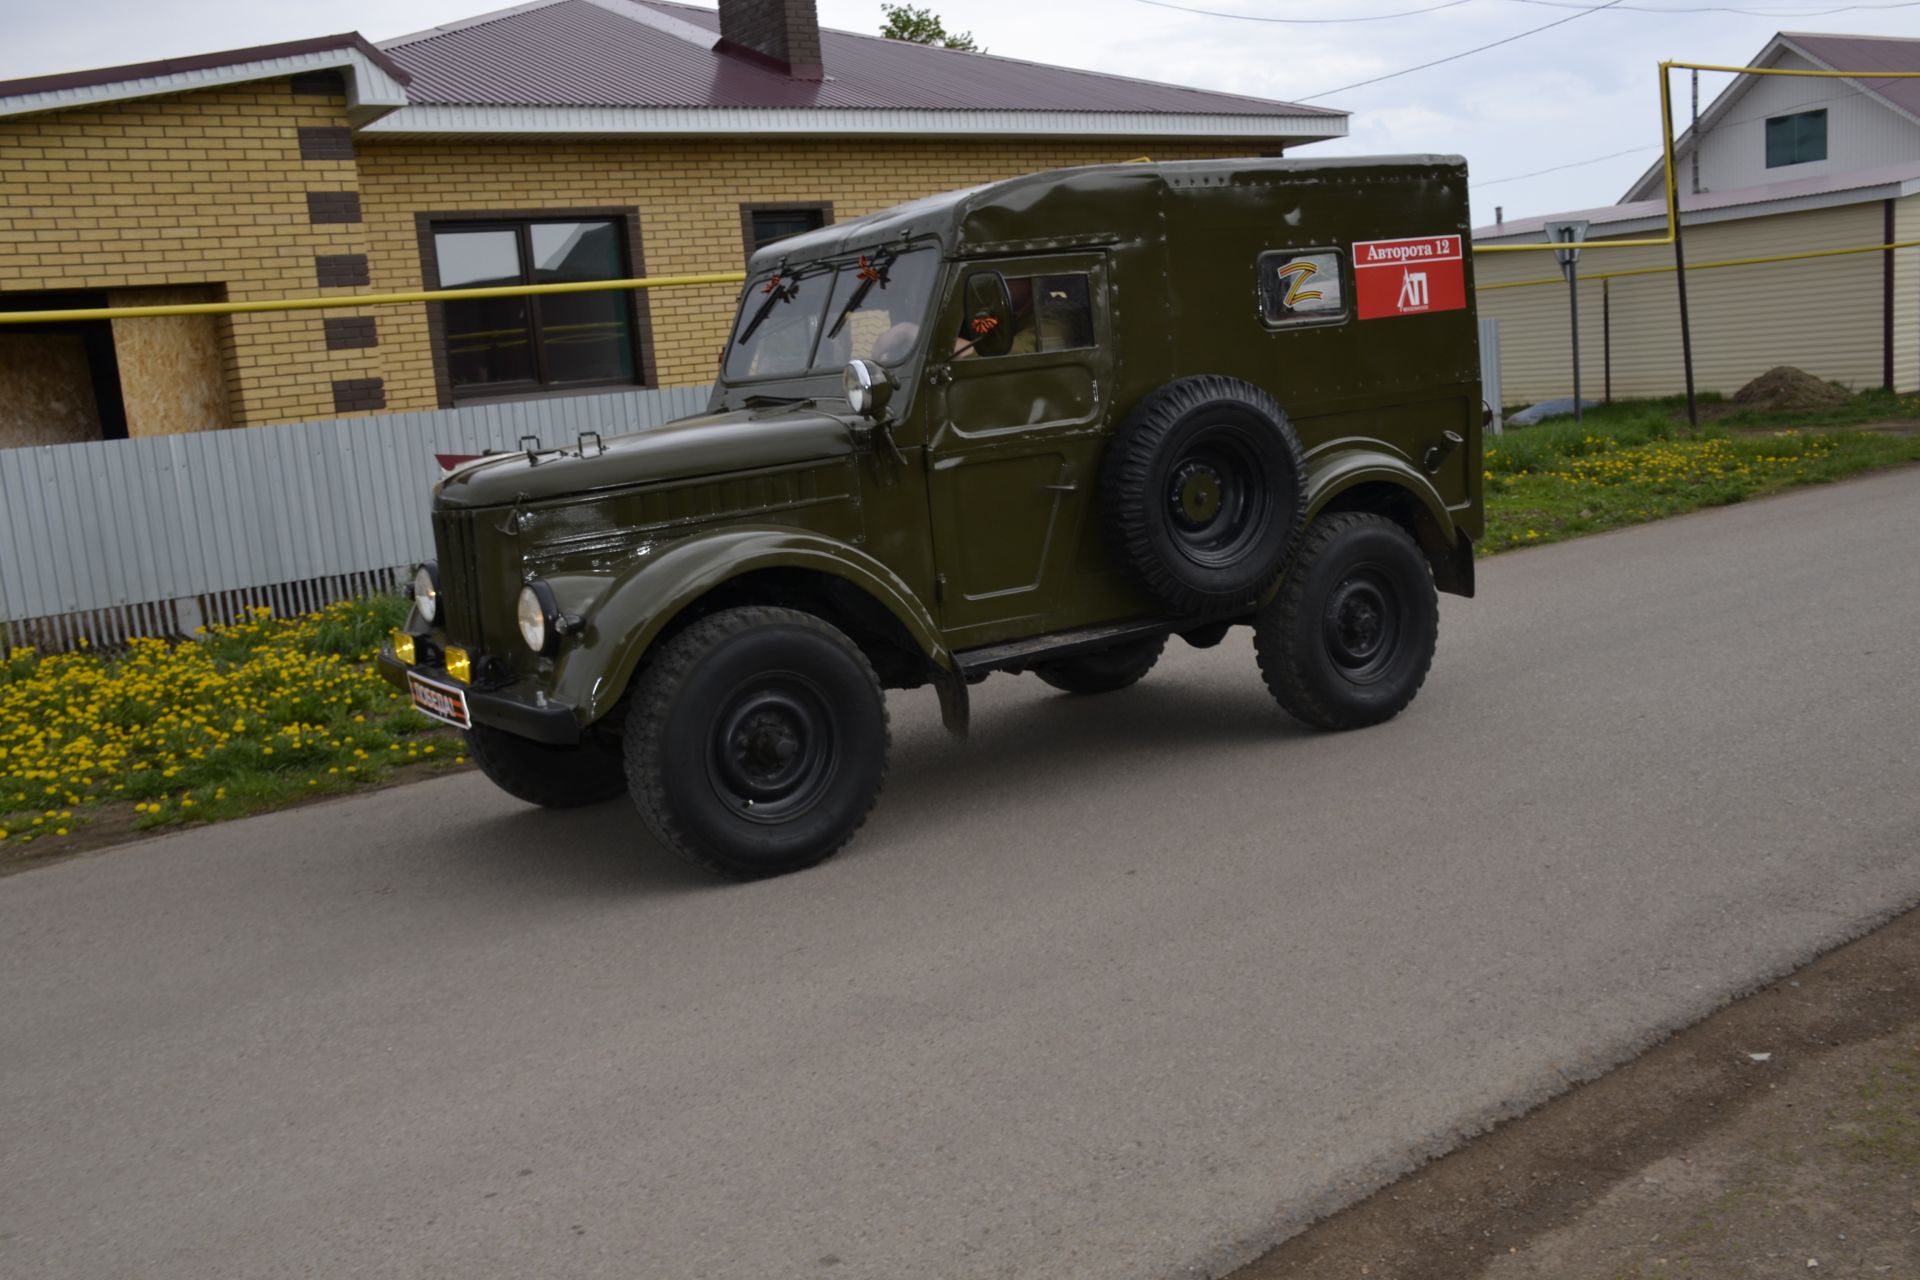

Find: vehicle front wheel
<box><xmin>465</xmin><ymin>722</ymin><xmax>627</xmax><ymax>808</ymax></box>
<box><xmin>1254</xmin><ymin>512</ymin><xmax>1438</xmax><ymax>730</ymax></box>
<box><xmin>624</xmin><ymin>607</ymin><xmax>890</xmax><ymax>880</ymax></box>
<box><xmin>1033</xmin><ymin>635</ymin><xmax>1167</xmax><ymax>695</ymax></box>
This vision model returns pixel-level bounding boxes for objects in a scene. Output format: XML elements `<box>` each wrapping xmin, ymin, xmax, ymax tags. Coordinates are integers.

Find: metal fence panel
<box><xmin>0</xmin><ymin>384</ymin><xmax>714</xmax><ymax>630</ymax></box>
<box><xmin>1479</xmin><ymin>316</ymin><xmax>1504</xmax><ymax>435</ymax></box>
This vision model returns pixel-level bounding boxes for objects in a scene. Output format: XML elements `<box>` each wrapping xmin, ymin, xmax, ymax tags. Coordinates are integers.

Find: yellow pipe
<box><xmin>1481</xmin><ymin>61</ymin><xmax>1683</xmax><ymax>253</ymax></box>
<box><xmin>0</xmin><ymin>271</ymin><xmax>749</xmax><ymax>325</ymax></box>
<box><xmin>1478</xmin><ymin>236</ymin><xmax>1920</xmax><ymax>292</ymax></box>
<box><xmin>1671</xmin><ymin>61</ymin><xmax>1920</xmax><ymax>78</ymax></box>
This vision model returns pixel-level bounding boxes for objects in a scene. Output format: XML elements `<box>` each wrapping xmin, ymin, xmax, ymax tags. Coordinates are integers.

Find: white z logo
<box><xmin>1398</xmin><ymin>270</ymin><xmax>1430</xmax><ymax>310</ymax></box>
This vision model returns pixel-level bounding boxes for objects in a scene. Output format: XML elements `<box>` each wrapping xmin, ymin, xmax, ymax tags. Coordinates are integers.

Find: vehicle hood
<box><xmin>434</xmin><ymin>406</ymin><xmax>856</xmax><ymax>509</ymax></box>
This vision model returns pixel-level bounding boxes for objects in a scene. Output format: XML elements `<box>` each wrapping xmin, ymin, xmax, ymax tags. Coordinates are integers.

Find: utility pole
<box><xmin>1546</xmin><ymin>220</ymin><xmax>1590</xmax><ymax>425</ymax></box>
<box><xmin>1691</xmin><ymin>69</ymin><xmax>1701</xmax><ymax>195</ymax></box>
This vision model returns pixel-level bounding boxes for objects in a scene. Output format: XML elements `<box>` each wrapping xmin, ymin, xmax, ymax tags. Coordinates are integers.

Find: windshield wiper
<box><xmin>743</xmin><ymin>395</ymin><xmax>816</xmax><ymax>412</ymax></box>
<box><xmin>824</xmin><ymin>252</ymin><xmax>896</xmax><ymax>341</ymax></box>
<box><xmin>735</xmin><ymin>263</ymin><xmax>830</xmax><ymax>348</ymax></box>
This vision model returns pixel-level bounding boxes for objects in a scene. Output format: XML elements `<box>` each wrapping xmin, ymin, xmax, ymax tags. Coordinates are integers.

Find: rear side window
<box><xmin>1259</xmin><ymin>249</ymin><xmax>1347</xmax><ymax>327</ymax></box>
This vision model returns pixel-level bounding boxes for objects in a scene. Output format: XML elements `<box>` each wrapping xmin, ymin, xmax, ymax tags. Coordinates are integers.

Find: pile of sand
<box><xmin>1731</xmin><ymin>366</ymin><xmax>1849</xmax><ymax>411</ymax></box>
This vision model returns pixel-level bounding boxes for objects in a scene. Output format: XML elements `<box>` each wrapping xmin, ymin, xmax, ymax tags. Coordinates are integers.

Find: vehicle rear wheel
<box><xmin>624</xmin><ymin>606</ymin><xmax>889</xmax><ymax>880</ymax></box>
<box><xmin>465</xmin><ymin>723</ymin><xmax>626</xmax><ymax>809</ymax></box>
<box><xmin>1254</xmin><ymin>512</ymin><xmax>1438</xmax><ymax>730</ymax></box>
<box><xmin>1033</xmin><ymin>636</ymin><xmax>1167</xmax><ymax>695</ymax></box>
<box><xmin>1102</xmin><ymin>375</ymin><xmax>1307</xmax><ymax>615</ymax></box>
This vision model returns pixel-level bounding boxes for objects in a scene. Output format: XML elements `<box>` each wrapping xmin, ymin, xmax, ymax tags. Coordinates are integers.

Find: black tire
<box><xmin>1033</xmin><ymin>635</ymin><xmax>1167</xmax><ymax>695</ymax></box>
<box><xmin>1102</xmin><ymin>375</ymin><xmax>1307</xmax><ymax>615</ymax></box>
<box><xmin>465</xmin><ymin>722</ymin><xmax>627</xmax><ymax>809</ymax></box>
<box><xmin>623</xmin><ymin>607</ymin><xmax>889</xmax><ymax>880</ymax></box>
<box><xmin>1254</xmin><ymin>512</ymin><xmax>1438</xmax><ymax>731</ymax></box>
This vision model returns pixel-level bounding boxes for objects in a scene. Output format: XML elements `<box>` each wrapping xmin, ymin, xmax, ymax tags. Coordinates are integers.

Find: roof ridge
<box><xmin>1782</xmin><ymin>29</ymin><xmax>1920</xmax><ymax>45</ymax></box>
<box><xmin>380</xmin><ymin>0</ymin><xmax>577</xmax><ymax>50</ymax></box>
<box><xmin>583</xmin><ymin>0</ymin><xmax>721</xmax><ymax>49</ymax></box>
<box><xmin>632</xmin><ymin>0</ymin><xmax>1342</xmax><ymax>116</ymax></box>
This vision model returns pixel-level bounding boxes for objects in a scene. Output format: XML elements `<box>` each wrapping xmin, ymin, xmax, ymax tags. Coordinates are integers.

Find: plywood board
<box><xmin>109</xmin><ymin>287</ymin><xmax>231</xmax><ymax>436</ymax></box>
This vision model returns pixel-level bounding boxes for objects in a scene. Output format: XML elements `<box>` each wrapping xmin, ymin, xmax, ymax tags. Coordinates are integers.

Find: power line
<box><xmin>1296</xmin><ymin>0</ymin><xmax>1627</xmax><ymax>101</ymax></box>
<box><xmin>1130</xmin><ymin>0</ymin><xmax>1920</xmax><ymax>24</ymax></box>
<box><xmin>1129</xmin><ymin>0</ymin><xmax>1475</xmax><ymax>22</ymax></box>
<box><xmin>1511</xmin><ymin>0</ymin><xmax>1920</xmax><ymax>15</ymax></box>
<box><xmin>1473</xmin><ymin>146</ymin><xmax>1655</xmax><ymax>186</ymax></box>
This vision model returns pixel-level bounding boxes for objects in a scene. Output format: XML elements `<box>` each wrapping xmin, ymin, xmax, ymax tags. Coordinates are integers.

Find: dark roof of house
<box><xmin>0</xmin><ymin>33</ymin><xmax>411</xmax><ymax>100</ymax></box>
<box><xmin>1784</xmin><ymin>31</ymin><xmax>1920</xmax><ymax>119</ymax></box>
<box><xmin>379</xmin><ymin>0</ymin><xmax>1341</xmax><ymax>117</ymax></box>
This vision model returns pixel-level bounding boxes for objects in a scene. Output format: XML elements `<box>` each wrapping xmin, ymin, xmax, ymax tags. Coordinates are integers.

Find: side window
<box><xmin>958</xmin><ymin>271</ymin><xmax>1096</xmax><ymax>357</ymax></box>
<box><xmin>1259</xmin><ymin>249</ymin><xmax>1347</xmax><ymax>327</ymax></box>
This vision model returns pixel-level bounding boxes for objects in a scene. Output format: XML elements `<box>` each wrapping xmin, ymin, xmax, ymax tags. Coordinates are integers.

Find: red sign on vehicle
<box><xmin>1352</xmin><ymin>235</ymin><xmax>1466</xmax><ymax>321</ymax></box>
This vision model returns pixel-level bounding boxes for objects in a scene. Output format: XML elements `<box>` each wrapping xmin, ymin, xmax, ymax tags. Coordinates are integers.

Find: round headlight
<box><xmin>412</xmin><ymin>562</ymin><xmax>440</xmax><ymax>624</ymax></box>
<box><xmin>517</xmin><ymin>581</ymin><xmax>556</xmax><ymax>654</ymax></box>
<box><xmin>842</xmin><ymin>361</ymin><xmax>872</xmax><ymax>415</ymax></box>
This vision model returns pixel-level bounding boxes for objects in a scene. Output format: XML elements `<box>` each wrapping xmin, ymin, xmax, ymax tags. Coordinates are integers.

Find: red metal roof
<box><xmin>0</xmin><ymin>33</ymin><xmax>411</xmax><ymax>101</ymax></box>
<box><xmin>381</xmin><ymin>0</ymin><xmax>1340</xmax><ymax>117</ymax></box>
<box><xmin>1785</xmin><ymin>31</ymin><xmax>1920</xmax><ymax>120</ymax></box>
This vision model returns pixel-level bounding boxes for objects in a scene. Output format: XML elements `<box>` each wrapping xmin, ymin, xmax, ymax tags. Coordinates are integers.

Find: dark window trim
<box><xmin>1764</xmin><ymin>108</ymin><xmax>1828</xmax><ymax>169</ymax></box>
<box><xmin>739</xmin><ymin>201</ymin><xmax>835</xmax><ymax>262</ymax></box>
<box><xmin>1256</xmin><ymin>247</ymin><xmax>1351</xmax><ymax>331</ymax></box>
<box><xmin>414</xmin><ymin>207</ymin><xmax>657</xmax><ymax>410</ymax></box>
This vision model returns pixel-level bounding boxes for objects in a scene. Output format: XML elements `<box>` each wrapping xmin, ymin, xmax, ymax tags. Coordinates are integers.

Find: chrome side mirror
<box><xmin>843</xmin><ymin>359</ymin><xmax>895</xmax><ymax>420</ymax></box>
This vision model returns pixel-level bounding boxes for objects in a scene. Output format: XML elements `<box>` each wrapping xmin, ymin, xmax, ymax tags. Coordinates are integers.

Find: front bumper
<box><xmin>376</xmin><ymin>648</ymin><xmax>582</xmax><ymax>745</ymax></box>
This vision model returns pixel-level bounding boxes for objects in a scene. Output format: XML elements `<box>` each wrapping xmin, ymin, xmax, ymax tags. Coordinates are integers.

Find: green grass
<box><xmin>1482</xmin><ymin>392</ymin><xmax>1920</xmax><ymax>554</ymax></box>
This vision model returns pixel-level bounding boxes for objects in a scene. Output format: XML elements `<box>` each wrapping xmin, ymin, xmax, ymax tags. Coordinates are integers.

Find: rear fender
<box><xmin>551</xmin><ymin>526</ymin><xmax>953</xmax><ymax>723</ymax></box>
<box><xmin>1264</xmin><ymin>448</ymin><xmax>1472</xmax><ymax>602</ymax></box>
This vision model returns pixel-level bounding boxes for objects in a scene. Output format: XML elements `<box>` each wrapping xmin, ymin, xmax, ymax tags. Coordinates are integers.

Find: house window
<box><xmin>1765</xmin><ymin>109</ymin><xmax>1828</xmax><ymax>169</ymax></box>
<box><xmin>430</xmin><ymin>219</ymin><xmax>638</xmax><ymax>397</ymax></box>
<box><xmin>741</xmin><ymin>204</ymin><xmax>832</xmax><ymax>260</ymax></box>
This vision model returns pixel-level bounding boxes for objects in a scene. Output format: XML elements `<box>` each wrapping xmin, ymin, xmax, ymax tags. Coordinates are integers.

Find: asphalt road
<box><xmin>5</xmin><ymin>471</ymin><xmax>1919</xmax><ymax>1280</ymax></box>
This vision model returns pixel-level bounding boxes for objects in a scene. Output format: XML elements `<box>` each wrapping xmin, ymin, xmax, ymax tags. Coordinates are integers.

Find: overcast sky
<box><xmin>9</xmin><ymin>0</ymin><xmax>1920</xmax><ymax>222</ymax></box>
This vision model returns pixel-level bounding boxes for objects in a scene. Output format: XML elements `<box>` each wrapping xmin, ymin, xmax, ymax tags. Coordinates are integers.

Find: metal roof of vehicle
<box><xmin>378</xmin><ymin>0</ymin><xmax>1342</xmax><ymax>118</ymax></box>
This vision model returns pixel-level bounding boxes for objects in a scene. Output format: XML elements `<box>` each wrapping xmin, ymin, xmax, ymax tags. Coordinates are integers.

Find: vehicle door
<box><xmin>923</xmin><ymin>254</ymin><xmax>1109</xmax><ymax>645</ymax></box>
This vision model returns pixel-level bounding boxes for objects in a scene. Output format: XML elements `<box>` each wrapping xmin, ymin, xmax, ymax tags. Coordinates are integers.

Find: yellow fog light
<box><xmin>444</xmin><ymin>645</ymin><xmax>472</xmax><ymax>684</ymax></box>
<box><xmin>391</xmin><ymin>630</ymin><xmax>416</xmax><ymax>665</ymax></box>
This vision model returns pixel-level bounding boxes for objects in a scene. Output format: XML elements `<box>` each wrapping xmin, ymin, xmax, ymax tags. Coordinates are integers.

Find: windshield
<box><xmin>723</xmin><ymin>248</ymin><xmax>937</xmax><ymax>384</ymax></box>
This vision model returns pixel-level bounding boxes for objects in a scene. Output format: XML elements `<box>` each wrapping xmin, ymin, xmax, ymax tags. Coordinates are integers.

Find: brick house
<box><xmin>0</xmin><ymin>0</ymin><xmax>1344</xmax><ymax>447</ymax></box>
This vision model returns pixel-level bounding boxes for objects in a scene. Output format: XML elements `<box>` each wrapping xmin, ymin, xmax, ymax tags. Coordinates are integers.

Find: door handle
<box><xmin>1042</xmin><ymin>482</ymin><xmax>1078</xmax><ymax>492</ymax></box>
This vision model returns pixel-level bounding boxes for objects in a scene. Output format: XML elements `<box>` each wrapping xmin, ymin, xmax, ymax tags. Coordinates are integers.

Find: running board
<box><xmin>956</xmin><ymin>617</ymin><xmax>1212</xmax><ymax>678</ymax></box>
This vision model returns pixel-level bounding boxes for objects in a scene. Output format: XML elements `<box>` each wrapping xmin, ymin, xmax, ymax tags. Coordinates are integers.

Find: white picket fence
<box><xmin>2</xmin><ymin>320</ymin><xmax>1501</xmax><ymax>653</ymax></box>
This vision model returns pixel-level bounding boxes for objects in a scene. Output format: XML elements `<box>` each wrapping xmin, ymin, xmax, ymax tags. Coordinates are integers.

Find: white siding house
<box><xmin>1478</xmin><ymin>31</ymin><xmax>1920</xmax><ymax>404</ymax></box>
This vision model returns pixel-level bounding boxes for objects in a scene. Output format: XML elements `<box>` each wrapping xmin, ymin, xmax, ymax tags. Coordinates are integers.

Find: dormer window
<box><xmin>1765</xmin><ymin>109</ymin><xmax>1828</xmax><ymax>168</ymax></box>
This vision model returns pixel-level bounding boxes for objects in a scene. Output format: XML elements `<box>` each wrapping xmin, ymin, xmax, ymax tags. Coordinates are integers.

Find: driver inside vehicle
<box><xmin>956</xmin><ymin>277</ymin><xmax>1042</xmax><ymax>358</ymax></box>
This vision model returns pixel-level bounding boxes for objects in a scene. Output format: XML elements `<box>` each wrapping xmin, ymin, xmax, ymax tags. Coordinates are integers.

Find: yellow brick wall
<box><xmin>356</xmin><ymin>137</ymin><xmax>1243</xmax><ymax>409</ymax></box>
<box><xmin>1</xmin><ymin>77</ymin><xmax>1259</xmax><ymax>426</ymax></box>
<box><xmin>0</xmin><ymin>79</ymin><xmax>381</xmax><ymax>426</ymax></box>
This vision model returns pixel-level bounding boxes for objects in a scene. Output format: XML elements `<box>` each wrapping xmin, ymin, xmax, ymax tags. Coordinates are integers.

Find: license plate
<box><xmin>407</xmin><ymin>671</ymin><xmax>472</xmax><ymax>730</ymax></box>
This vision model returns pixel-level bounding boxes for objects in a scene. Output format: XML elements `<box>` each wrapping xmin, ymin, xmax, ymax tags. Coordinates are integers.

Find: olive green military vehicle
<box><xmin>379</xmin><ymin>157</ymin><xmax>1483</xmax><ymax>879</ymax></box>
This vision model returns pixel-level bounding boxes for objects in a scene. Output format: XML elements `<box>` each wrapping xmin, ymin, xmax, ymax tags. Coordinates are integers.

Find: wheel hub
<box><xmin>709</xmin><ymin>682</ymin><xmax>836</xmax><ymax>823</ymax></box>
<box><xmin>1170</xmin><ymin>461</ymin><xmax>1225</xmax><ymax>530</ymax></box>
<box><xmin>1322</xmin><ymin>572</ymin><xmax>1400</xmax><ymax>681</ymax></box>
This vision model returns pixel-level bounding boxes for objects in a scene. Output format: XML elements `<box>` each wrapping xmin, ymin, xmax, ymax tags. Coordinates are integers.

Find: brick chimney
<box><xmin>718</xmin><ymin>0</ymin><xmax>825</xmax><ymax>80</ymax></box>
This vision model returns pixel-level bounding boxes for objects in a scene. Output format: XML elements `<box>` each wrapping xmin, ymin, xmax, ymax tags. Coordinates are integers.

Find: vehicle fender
<box><xmin>1260</xmin><ymin>447</ymin><xmax>1465</xmax><ymax>604</ymax></box>
<box><xmin>554</xmin><ymin>526</ymin><xmax>953</xmax><ymax>723</ymax></box>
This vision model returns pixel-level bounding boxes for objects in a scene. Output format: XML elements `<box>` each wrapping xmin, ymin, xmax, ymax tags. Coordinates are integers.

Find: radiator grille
<box><xmin>431</xmin><ymin>509</ymin><xmax>486</xmax><ymax>644</ymax></box>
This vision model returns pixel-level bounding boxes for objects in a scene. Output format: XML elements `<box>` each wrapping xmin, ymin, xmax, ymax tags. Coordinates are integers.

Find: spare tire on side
<box><xmin>1100</xmin><ymin>375</ymin><xmax>1307</xmax><ymax>616</ymax></box>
